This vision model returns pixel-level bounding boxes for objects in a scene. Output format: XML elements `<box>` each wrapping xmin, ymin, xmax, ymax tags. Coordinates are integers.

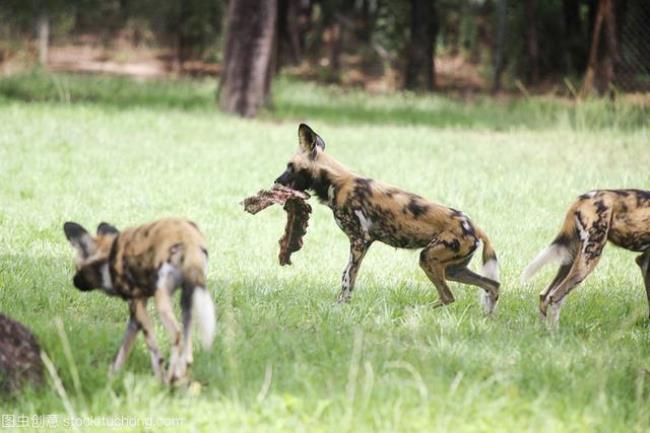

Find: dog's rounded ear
<box><xmin>97</xmin><ymin>222</ymin><xmax>119</xmax><ymax>236</ymax></box>
<box><xmin>64</xmin><ymin>222</ymin><xmax>87</xmax><ymax>242</ymax></box>
<box><xmin>298</xmin><ymin>123</ymin><xmax>326</xmax><ymax>155</ymax></box>
<box><xmin>64</xmin><ymin>221</ymin><xmax>96</xmax><ymax>258</ymax></box>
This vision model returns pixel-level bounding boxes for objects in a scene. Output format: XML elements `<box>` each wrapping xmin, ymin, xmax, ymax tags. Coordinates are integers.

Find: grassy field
<box><xmin>0</xmin><ymin>72</ymin><xmax>649</xmax><ymax>432</ymax></box>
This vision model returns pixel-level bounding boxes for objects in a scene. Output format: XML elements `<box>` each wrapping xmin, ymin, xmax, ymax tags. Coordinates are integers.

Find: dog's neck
<box><xmin>309</xmin><ymin>153</ymin><xmax>355</xmax><ymax>204</ymax></box>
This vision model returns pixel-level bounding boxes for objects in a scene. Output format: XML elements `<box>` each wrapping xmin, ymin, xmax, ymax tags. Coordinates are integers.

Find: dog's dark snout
<box><xmin>275</xmin><ymin>171</ymin><xmax>291</xmax><ymax>186</ymax></box>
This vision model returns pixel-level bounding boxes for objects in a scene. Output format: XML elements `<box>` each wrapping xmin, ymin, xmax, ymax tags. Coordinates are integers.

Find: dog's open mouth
<box><xmin>241</xmin><ymin>185</ymin><xmax>312</xmax><ymax>265</ymax></box>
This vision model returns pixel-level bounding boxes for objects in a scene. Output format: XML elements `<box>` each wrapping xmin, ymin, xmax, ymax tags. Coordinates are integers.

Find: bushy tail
<box><xmin>183</xmin><ymin>246</ymin><xmax>215</xmax><ymax>349</ymax></box>
<box><xmin>475</xmin><ymin>226</ymin><xmax>499</xmax><ymax>283</ymax></box>
<box><xmin>520</xmin><ymin>243</ymin><xmax>573</xmax><ymax>283</ymax></box>
<box><xmin>192</xmin><ymin>288</ymin><xmax>216</xmax><ymax>349</ymax></box>
<box><xmin>520</xmin><ymin>206</ymin><xmax>578</xmax><ymax>283</ymax></box>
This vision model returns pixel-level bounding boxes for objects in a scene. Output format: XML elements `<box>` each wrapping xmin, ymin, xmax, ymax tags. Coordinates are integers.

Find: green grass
<box><xmin>0</xmin><ymin>72</ymin><xmax>649</xmax><ymax>432</ymax></box>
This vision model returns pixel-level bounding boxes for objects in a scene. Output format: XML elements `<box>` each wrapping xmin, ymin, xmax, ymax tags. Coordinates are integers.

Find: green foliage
<box><xmin>0</xmin><ymin>73</ymin><xmax>649</xmax><ymax>431</ymax></box>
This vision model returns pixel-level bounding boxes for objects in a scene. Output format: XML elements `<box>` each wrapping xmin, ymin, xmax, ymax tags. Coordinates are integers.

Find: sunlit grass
<box><xmin>0</xmin><ymin>73</ymin><xmax>649</xmax><ymax>432</ymax></box>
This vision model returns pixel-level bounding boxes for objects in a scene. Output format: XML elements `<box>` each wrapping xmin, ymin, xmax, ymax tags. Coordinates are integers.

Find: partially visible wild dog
<box><xmin>63</xmin><ymin>218</ymin><xmax>216</xmax><ymax>384</ymax></box>
<box><xmin>521</xmin><ymin>189</ymin><xmax>650</xmax><ymax>328</ymax></box>
<box><xmin>274</xmin><ymin>124</ymin><xmax>500</xmax><ymax>312</ymax></box>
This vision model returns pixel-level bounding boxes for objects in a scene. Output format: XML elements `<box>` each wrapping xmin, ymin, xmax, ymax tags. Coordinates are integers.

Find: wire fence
<box><xmin>616</xmin><ymin>1</ymin><xmax>650</xmax><ymax>91</ymax></box>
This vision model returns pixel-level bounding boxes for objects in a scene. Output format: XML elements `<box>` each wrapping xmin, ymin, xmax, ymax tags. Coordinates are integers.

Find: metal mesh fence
<box><xmin>616</xmin><ymin>1</ymin><xmax>650</xmax><ymax>91</ymax></box>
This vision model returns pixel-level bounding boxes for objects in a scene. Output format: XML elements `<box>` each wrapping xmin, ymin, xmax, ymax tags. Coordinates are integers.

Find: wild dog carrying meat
<box><xmin>241</xmin><ymin>185</ymin><xmax>312</xmax><ymax>265</ymax></box>
<box><xmin>522</xmin><ymin>189</ymin><xmax>650</xmax><ymax>328</ymax></box>
<box><xmin>272</xmin><ymin>124</ymin><xmax>500</xmax><ymax>313</ymax></box>
<box><xmin>63</xmin><ymin>218</ymin><xmax>216</xmax><ymax>384</ymax></box>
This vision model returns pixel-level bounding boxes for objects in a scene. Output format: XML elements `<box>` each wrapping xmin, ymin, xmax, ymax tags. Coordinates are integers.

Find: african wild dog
<box><xmin>63</xmin><ymin>218</ymin><xmax>216</xmax><ymax>384</ymax></box>
<box><xmin>274</xmin><ymin>124</ymin><xmax>500</xmax><ymax>312</ymax></box>
<box><xmin>521</xmin><ymin>189</ymin><xmax>650</xmax><ymax>328</ymax></box>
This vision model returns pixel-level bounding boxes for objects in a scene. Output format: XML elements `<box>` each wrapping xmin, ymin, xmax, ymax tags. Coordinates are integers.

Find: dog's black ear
<box><xmin>298</xmin><ymin>123</ymin><xmax>325</xmax><ymax>155</ymax></box>
<box><xmin>64</xmin><ymin>222</ymin><xmax>96</xmax><ymax>258</ymax></box>
<box><xmin>97</xmin><ymin>222</ymin><xmax>119</xmax><ymax>236</ymax></box>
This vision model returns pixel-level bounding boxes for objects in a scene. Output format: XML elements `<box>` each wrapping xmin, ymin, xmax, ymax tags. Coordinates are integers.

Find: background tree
<box><xmin>218</xmin><ymin>0</ymin><xmax>278</xmax><ymax>117</ymax></box>
<box><xmin>404</xmin><ymin>0</ymin><xmax>437</xmax><ymax>91</ymax></box>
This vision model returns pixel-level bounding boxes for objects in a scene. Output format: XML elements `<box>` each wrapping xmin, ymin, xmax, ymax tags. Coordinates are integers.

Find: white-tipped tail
<box><xmin>193</xmin><ymin>288</ymin><xmax>216</xmax><ymax>349</ymax></box>
<box><xmin>480</xmin><ymin>258</ymin><xmax>500</xmax><ymax>283</ymax></box>
<box><xmin>520</xmin><ymin>244</ymin><xmax>571</xmax><ymax>283</ymax></box>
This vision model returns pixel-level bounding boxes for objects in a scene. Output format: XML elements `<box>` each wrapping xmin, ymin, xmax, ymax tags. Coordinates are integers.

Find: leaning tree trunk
<box><xmin>580</xmin><ymin>0</ymin><xmax>616</xmax><ymax>96</ymax></box>
<box><xmin>600</xmin><ymin>0</ymin><xmax>619</xmax><ymax>94</ymax></box>
<box><xmin>218</xmin><ymin>0</ymin><xmax>278</xmax><ymax>117</ymax></box>
<box><xmin>405</xmin><ymin>0</ymin><xmax>436</xmax><ymax>91</ymax></box>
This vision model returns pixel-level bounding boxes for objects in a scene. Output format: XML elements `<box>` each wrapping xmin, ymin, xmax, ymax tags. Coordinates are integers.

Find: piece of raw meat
<box><xmin>241</xmin><ymin>185</ymin><xmax>311</xmax><ymax>265</ymax></box>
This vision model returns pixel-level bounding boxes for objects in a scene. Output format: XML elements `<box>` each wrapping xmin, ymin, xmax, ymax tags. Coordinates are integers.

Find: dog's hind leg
<box><xmin>419</xmin><ymin>241</ymin><xmax>458</xmax><ymax>308</ymax></box>
<box><xmin>132</xmin><ymin>298</ymin><xmax>165</xmax><ymax>380</ymax></box>
<box><xmin>538</xmin><ymin>262</ymin><xmax>573</xmax><ymax>321</ymax></box>
<box><xmin>154</xmin><ymin>266</ymin><xmax>186</xmax><ymax>384</ymax></box>
<box><xmin>542</xmin><ymin>211</ymin><xmax>610</xmax><ymax>329</ymax></box>
<box><xmin>337</xmin><ymin>240</ymin><xmax>371</xmax><ymax>303</ymax></box>
<box><xmin>635</xmin><ymin>251</ymin><xmax>650</xmax><ymax>318</ymax></box>
<box><xmin>446</xmin><ymin>264</ymin><xmax>500</xmax><ymax>314</ymax></box>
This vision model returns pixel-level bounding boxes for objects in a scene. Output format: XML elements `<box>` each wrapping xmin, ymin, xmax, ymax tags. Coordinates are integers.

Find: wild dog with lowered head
<box><xmin>63</xmin><ymin>218</ymin><xmax>216</xmax><ymax>384</ymax></box>
<box><xmin>274</xmin><ymin>124</ymin><xmax>500</xmax><ymax>312</ymax></box>
<box><xmin>521</xmin><ymin>189</ymin><xmax>650</xmax><ymax>327</ymax></box>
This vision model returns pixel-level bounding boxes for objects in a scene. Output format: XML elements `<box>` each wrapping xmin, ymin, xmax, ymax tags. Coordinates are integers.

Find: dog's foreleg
<box><xmin>337</xmin><ymin>240</ymin><xmax>370</xmax><ymax>303</ymax></box>
<box><xmin>109</xmin><ymin>301</ymin><xmax>141</xmax><ymax>376</ymax></box>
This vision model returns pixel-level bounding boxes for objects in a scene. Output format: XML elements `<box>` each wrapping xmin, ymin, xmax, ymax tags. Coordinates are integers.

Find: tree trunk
<box><xmin>37</xmin><ymin>12</ymin><xmax>49</xmax><ymax>67</ymax></box>
<box><xmin>600</xmin><ymin>0</ymin><xmax>619</xmax><ymax>94</ymax></box>
<box><xmin>405</xmin><ymin>0</ymin><xmax>436</xmax><ymax>91</ymax></box>
<box><xmin>492</xmin><ymin>0</ymin><xmax>507</xmax><ymax>93</ymax></box>
<box><xmin>581</xmin><ymin>0</ymin><xmax>618</xmax><ymax>96</ymax></box>
<box><xmin>523</xmin><ymin>0</ymin><xmax>540</xmax><ymax>84</ymax></box>
<box><xmin>581</xmin><ymin>0</ymin><xmax>606</xmax><ymax>96</ymax></box>
<box><xmin>328</xmin><ymin>21</ymin><xmax>342</xmax><ymax>76</ymax></box>
<box><xmin>218</xmin><ymin>0</ymin><xmax>278</xmax><ymax>118</ymax></box>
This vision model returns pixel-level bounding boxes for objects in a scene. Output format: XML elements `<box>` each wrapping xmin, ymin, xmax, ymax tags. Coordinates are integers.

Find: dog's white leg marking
<box><xmin>548</xmin><ymin>298</ymin><xmax>565</xmax><ymax>331</ymax></box>
<box><xmin>480</xmin><ymin>290</ymin><xmax>497</xmax><ymax>314</ymax></box>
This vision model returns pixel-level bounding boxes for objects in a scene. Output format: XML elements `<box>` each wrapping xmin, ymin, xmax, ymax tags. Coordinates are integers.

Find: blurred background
<box><xmin>0</xmin><ymin>0</ymin><xmax>648</xmax><ymax>117</ymax></box>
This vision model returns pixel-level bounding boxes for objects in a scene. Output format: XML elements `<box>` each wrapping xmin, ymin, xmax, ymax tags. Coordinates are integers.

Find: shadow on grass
<box><xmin>1</xmin><ymin>71</ymin><xmax>648</xmax><ymax>130</ymax></box>
<box><xmin>0</xmin><ymin>71</ymin><xmax>215</xmax><ymax>111</ymax></box>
